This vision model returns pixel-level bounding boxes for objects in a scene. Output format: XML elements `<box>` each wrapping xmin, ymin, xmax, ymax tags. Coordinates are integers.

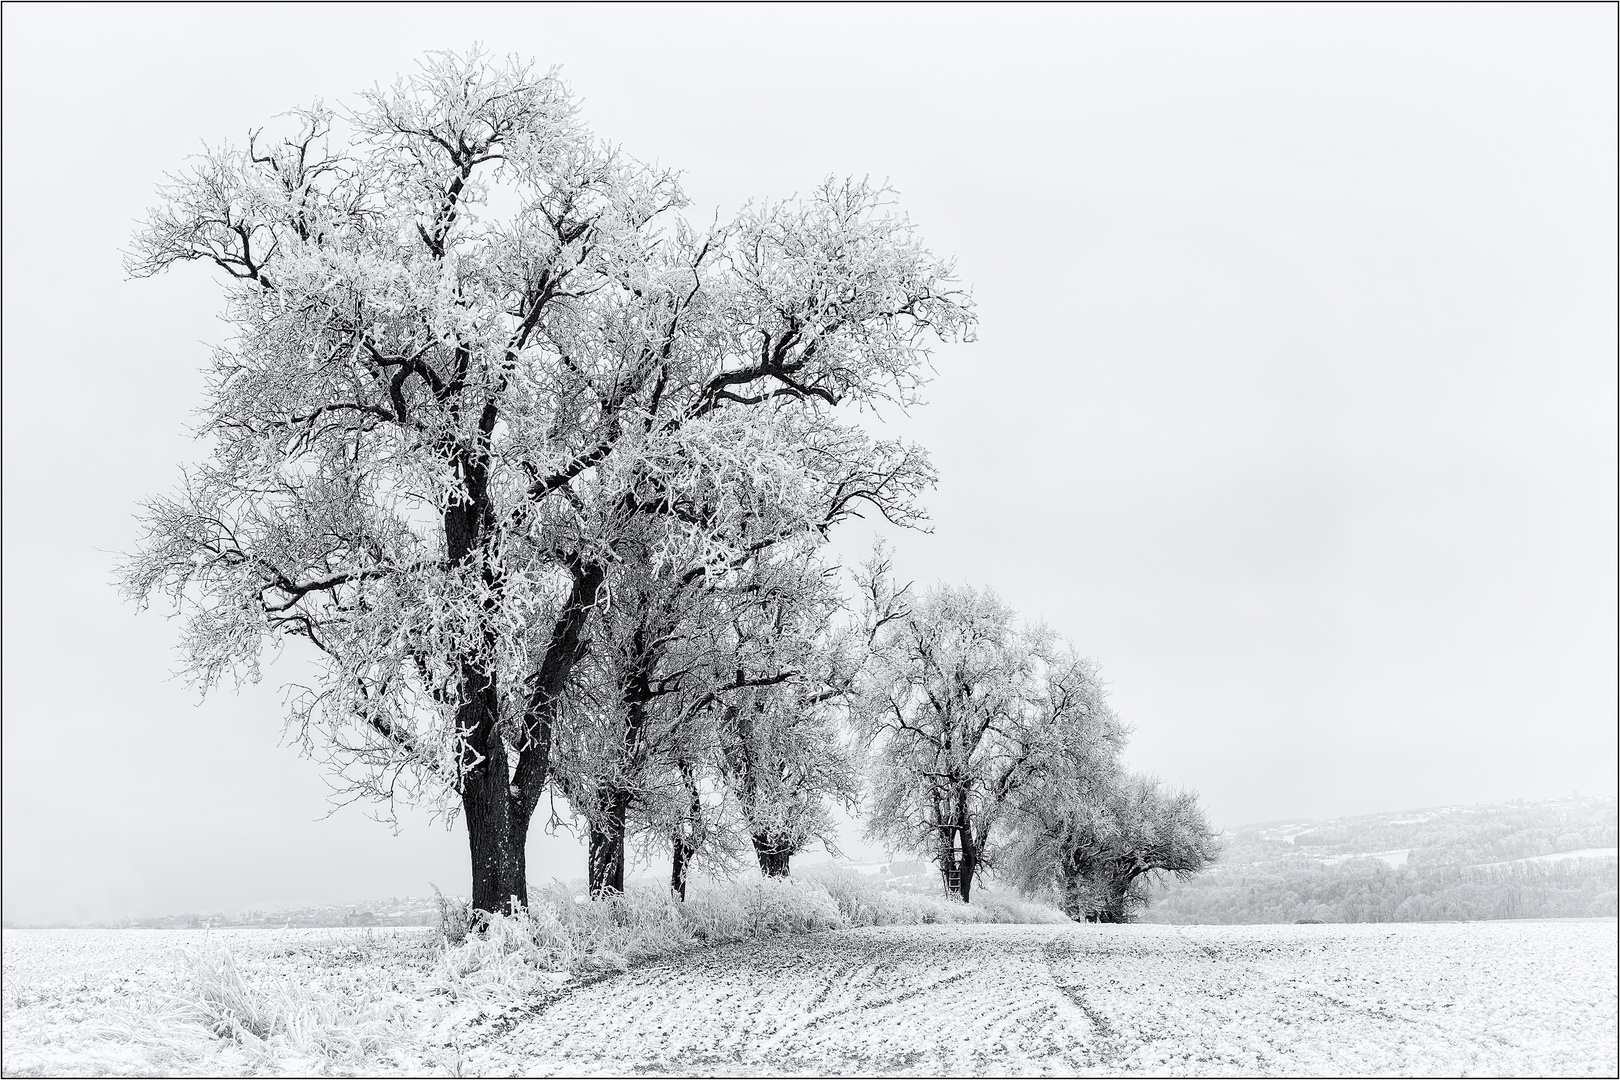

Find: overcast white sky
<box><xmin>4</xmin><ymin>4</ymin><xmax>1615</xmax><ymax>925</ymax></box>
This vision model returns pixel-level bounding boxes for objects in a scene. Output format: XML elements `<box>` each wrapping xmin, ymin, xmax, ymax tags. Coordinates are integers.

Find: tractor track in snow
<box><xmin>482</xmin><ymin>919</ymin><xmax>1615</xmax><ymax>1077</ymax></box>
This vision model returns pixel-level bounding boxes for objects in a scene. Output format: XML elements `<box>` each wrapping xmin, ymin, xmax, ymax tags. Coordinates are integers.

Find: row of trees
<box><xmin>858</xmin><ymin>574</ymin><xmax>1218</xmax><ymax>918</ymax></box>
<box><xmin>122</xmin><ymin>49</ymin><xmax>1214</xmax><ymax>923</ymax></box>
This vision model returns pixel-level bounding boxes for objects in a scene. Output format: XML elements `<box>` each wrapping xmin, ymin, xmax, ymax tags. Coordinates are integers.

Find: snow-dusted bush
<box><xmin>516</xmin><ymin>876</ymin><xmax>844</xmax><ymax>963</ymax></box>
<box><xmin>968</xmin><ymin>889</ymin><xmax>1069</xmax><ymax>924</ymax></box>
<box><xmin>803</xmin><ymin>868</ymin><xmax>962</xmax><ymax>925</ymax></box>
<box><xmin>432</xmin><ymin>885</ymin><xmax>472</xmax><ymax>946</ymax></box>
<box><xmin>734</xmin><ymin>875</ymin><xmax>847</xmax><ymax>935</ymax></box>
<box><xmin>801</xmin><ymin>867</ymin><xmax>900</xmax><ymax>926</ymax></box>
<box><xmin>798</xmin><ymin>867</ymin><xmax>1065</xmax><ymax>927</ymax></box>
<box><xmin>526</xmin><ymin>883</ymin><xmax>689</xmax><ymax>970</ymax></box>
<box><xmin>430</xmin><ymin>909</ymin><xmax>577</xmax><ymax>1004</ymax></box>
<box><xmin>424</xmin><ymin>871</ymin><xmax>1063</xmax><ymax>986</ymax></box>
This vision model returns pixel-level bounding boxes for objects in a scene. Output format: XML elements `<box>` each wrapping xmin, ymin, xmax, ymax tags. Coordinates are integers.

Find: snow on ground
<box><xmin>1319</xmin><ymin>848</ymin><xmax>1410</xmax><ymax>868</ymax></box>
<box><xmin>4</xmin><ymin>919</ymin><xmax>1615</xmax><ymax>1077</ymax></box>
<box><xmin>1476</xmin><ymin>847</ymin><xmax>1618</xmax><ymax>869</ymax></box>
<box><xmin>487</xmin><ymin>920</ymin><xmax>1617</xmax><ymax>1077</ymax></box>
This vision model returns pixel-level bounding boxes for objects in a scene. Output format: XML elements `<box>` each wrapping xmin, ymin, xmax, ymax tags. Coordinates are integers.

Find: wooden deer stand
<box><xmin>942</xmin><ymin>834</ymin><xmax>964</xmax><ymax>896</ymax></box>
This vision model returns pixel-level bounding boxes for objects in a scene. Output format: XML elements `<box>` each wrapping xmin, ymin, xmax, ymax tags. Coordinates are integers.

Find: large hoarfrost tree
<box><xmin>121</xmin><ymin>49</ymin><xmax>972</xmax><ymax>915</ymax></box>
<box><xmin>1005</xmin><ymin>773</ymin><xmax>1219</xmax><ymax>922</ymax></box>
<box><xmin>857</xmin><ymin>576</ymin><xmax>1125</xmax><ymax>901</ymax></box>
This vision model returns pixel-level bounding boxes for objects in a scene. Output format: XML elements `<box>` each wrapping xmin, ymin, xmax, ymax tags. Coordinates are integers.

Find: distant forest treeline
<box><xmin>1142</xmin><ymin>855</ymin><xmax>1615</xmax><ymax>924</ymax></box>
<box><xmin>1141</xmin><ymin>795</ymin><xmax>1617</xmax><ymax>924</ymax></box>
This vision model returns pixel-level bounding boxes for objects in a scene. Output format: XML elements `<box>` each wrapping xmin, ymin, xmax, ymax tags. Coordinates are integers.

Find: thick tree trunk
<box><xmin>1059</xmin><ymin>858</ymin><xmax>1139</xmax><ymax>923</ymax></box>
<box><xmin>752</xmin><ymin>834</ymin><xmax>793</xmax><ymax>877</ymax></box>
<box><xmin>458</xmin><ymin>666</ymin><xmax>530</xmax><ymax>917</ymax></box>
<box><xmin>956</xmin><ymin>824</ymin><xmax>978</xmax><ymax>903</ymax></box>
<box><xmin>950</xmin><ymin>790</ymin><xmax>986</xmax><ymax>903</ymax></box>
<box><xmin>463</xmin><ymin>756</ymin><xmax>528</xmax><ymax>916</ymax></box>
<box><xmin>446</xmin><ymin>439</ymin><xmax>537</xmax><ymax>919</ymax></box>
<box><xmin>588</xmin><ymin>795</ymin><xmax>629</xmax><ymax>897</ymax></box>
<box><xmin>671</xmin><ymin>762</ymin><xmax>702</xmax><ymax>900</ymax></box>
<box><xmin>584</xmin><ymin>632</ymin><xmax>651</xmax><ymax>900</ymax></box>
<box><xmin>507</xmin><ymin>558</ymin><xmax>606</xmax><ymax>908</ymax></box>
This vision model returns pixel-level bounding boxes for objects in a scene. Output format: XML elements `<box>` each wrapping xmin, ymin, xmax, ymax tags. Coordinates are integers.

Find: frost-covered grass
<box><xmin>432</xmin><ymin>871</ymin><xmax>1061</xmax><ymax>975</ymax></box>
<box><xmin>2</xmin><ymin>927</ymin><xmax>452</xmax><ymax>1077</ymax></box>
<box><xmin>1</xmin><ymin>874</ymin><xmax>1056</xmax><ymax>1077</ymax></box>
<box><xmin>803</xmin><ymin>867</ymin><xmax>1064</xmax><ymax>928</ymax></box>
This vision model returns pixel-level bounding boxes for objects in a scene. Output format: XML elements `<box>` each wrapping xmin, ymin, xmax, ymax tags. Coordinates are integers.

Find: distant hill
<box><xmin>1141</xmin><ymin>795</ymin><xmax>1616</xmax><ymax>924</ymax></box>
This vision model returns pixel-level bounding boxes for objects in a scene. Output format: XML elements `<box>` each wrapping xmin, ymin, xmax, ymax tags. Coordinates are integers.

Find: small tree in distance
<box><xmin>1006</xmin><ymin>772</ymin><xmax>1220</xmax><ymax>922</ymax></box>
<box><xmin>856</xmin><ymin>568</ymin><xmax>1126</xmax><ymax>902</ymax></box>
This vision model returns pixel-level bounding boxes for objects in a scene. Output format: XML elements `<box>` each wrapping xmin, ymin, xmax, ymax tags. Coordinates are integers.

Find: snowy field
<box><xmin>4</xmin><ymin>919</ymin><xmax>1614</xmax><ymax>1077</ymax></box>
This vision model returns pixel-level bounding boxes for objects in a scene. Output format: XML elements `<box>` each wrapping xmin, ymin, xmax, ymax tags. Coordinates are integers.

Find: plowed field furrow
<box><xmin>489</xmin><ymin>920</ymin><xmax>1615</xmax><ymax>1076</ymax></box>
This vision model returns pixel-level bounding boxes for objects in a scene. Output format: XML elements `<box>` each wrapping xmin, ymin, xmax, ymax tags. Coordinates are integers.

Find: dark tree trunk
<box><xmin>1098</xmin><ymin>863</ymin><xmax>1147</xmax><ymax>923</ymax></box>
<box><xmin>952</xmin><ymin>792</ymin><xmax>983</xmax><ymax>903</ymax></box>
<box><xmin>670</xmin><ymin>761</ymin><xmax>703</xmax><ymax>900</ymax></box>
<box><xmin>456</xmin><ymin>636</ymin><xmax>533</xmax><ymax>916</ymax></box>
<box><xmin>936</xmin><ymin>791</ymin><xmax>980</xmax><ymax>902</ymax></box>
<box><xmin>506</xmin><ymin>558</ymin><xmax>606</xmax><ymax>906</ymax></box>
<box><xmin>752</xmin><ymin>833</ymin><xmax>793</xmax><ymax>877</ymax></box>
<box><xmin>583</xmin><ymin>629</ymin><xmax>652</xmax><ymax>900</ymax></box>
<box><xmin>588</xmin><ymin>795</ymin><xmax>629</xmax><ymax>897</ymax></box>
<box><xmin>1059</xmin><ymin>855</ymin><xmax>1142</xmax><ymax>923</ymax></box>
<box><xmin>463</xmin><ymin>795</ymin><xmax>527</xmax><ymax>915</ymax></box>
<box><xmin>453</xmin><ymin>622</ymin><xmax>539</xmax><ymax>915</ymax></box>
<box><xmin>671</xmin><ymin>832</ymin><xmax>692</xmax><ymax>901</ymax></box>
<box><xmin>956</xmin><ymin>823</ymin><xmax>979</xmax><ymax>903</ymax></box>
<box><xmin>446</xmin><ymin>443</ymin><xmax>536</xmax><ymax>918</ymax></box>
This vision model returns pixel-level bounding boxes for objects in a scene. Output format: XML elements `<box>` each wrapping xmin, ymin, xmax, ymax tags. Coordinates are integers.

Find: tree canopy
<box><xmin>123</xmin><ymin>48</ymin><xmax>971</xmax><ymax>914</ymax></box>
<box><xmin>856</xmin><ymin>572</ymin><xmax>1127</xmax><ymax>901</ymax></box>
<box><xmin>1005</xmin><ymin>772</ymin><xmax>1220</xmax><ymax>921</ymax></box>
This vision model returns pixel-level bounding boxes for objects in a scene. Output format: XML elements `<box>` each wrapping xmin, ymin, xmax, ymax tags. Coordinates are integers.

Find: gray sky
<box><xmin>4</xmin><ymin>4</ymin><xmax>1614</xmax><ymax>925</ymax></box>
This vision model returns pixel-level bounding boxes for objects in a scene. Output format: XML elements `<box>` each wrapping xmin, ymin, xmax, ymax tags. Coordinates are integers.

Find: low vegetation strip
<box><xmin>434</xmin><ymin>872</ymin><xmax>1064</xmax><ymax>972</ymax></box>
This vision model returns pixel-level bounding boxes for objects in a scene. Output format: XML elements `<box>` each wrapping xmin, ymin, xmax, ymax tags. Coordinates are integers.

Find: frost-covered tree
<box><xmin>1006</xmin><ymin>772</ymin><xmax>1219</xmax><ymax>922</ymax></box>
<box><xmin>121</xmin><ymin>48</ymin><xmax>972</xmax><ymax>915</ymax></box>
<box><xmin>560</xmin><ymin>541</ymin><xmax>864</xmax><ymax>897</ymax></box>
<box><xmin>856</xmin><ymin>576</ymin><xmax>1125</xmax><ymax>901</ymax></box>
<box><xmin>548</xmin><ymin>551</ymin><xmax>705</xmax><ymax>898</ymax></box>
<box><xmin>548</xmin><ymin>405</ymin><xmax>929</xmax><ymax>898</ymax></box>
<box><xmin>709</xmin><ymin>557</ymin><xmax>861</xmax><ymax>879</ymax></box>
